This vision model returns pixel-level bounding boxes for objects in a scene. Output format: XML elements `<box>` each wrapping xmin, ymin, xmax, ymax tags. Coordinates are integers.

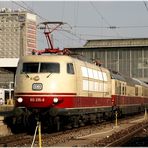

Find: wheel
<box><xmin>72</xmin><ymin>116</ymin><xmax>79</xmax><ymax>128</ymax></box>
<box><xmin>22</xmin><ymin>114</ymin><xmax>30</xmax><ymax>129</ymax></box>
<box><xmin>27</xmin><ymin>114</ymin><xmax>37</xmax><ymax>134</ymax></box>
<box><xmin>53</xmin><ymin>116</ymin><xmax>60</xmax><ymax>131</ymax></box>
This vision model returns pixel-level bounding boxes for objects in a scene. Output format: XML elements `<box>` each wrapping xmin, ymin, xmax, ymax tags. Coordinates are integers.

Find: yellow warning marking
<box><xmin>76</xmin><ymin>128</ymin><xmax>114</xmax><ymax>139</ymax></box>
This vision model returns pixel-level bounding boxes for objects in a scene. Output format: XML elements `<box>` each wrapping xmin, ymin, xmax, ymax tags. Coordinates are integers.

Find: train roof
<box><xmin>19</xmin><ymin>54</ymin><xmax>108</xmax><ymax>71</ymax></box>
<box><xmin>109</xmin><ymin>70</ymin><xmax>147</xmax><ymax>86</ymax></box>
<box><xmin>132</xmin><ymin>78</ymin><xmax>143</xmax><ymax>85</ymax></box>
<box><xmin>109</xmin><ymin>70</ymin><xmax>125</xmax><ymax>81</ymax></box>
<box><xmin>124</xmin><ymin>77</ymin><xmax>136</xmax><ymax>86</ymax></box>
<box><xmin>20</xmin><ymin>55</ymin><xmax>95</xmax><ymax>68</ymax></box>
<box><xmin>20</xmin><ymin>55</ymin><xmax>75</xmax><ymax>63</ymax></box>
<box><xmin>21</xmin><ymin>54</ymin><xmax>98</xmax><ymax>64</ymax></box>
<box><xmin>133</xmin><ymin>78</ymin><xmax>148</xmax><ymax>87</ymax></box>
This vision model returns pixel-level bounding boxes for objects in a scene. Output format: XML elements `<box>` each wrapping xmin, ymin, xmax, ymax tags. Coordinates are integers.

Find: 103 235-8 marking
<box><xmin>30</xmin><ymin>97</ymin><xmax>45</xmax><ymax>102</ymax></box>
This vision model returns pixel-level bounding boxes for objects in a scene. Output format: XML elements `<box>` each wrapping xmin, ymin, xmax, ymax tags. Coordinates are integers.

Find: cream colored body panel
<box><xmin>143</xmin><ymin>86</ymin><xmax>148</xmax><ymax>97</ymax></box>
<box><xmin>71</xmin><ymin>58</ymin><xmax>112</xmax><ymax>97</ymax></box>
<box><xmin>15</xmin><ymin>55</ymin><xmax>77</xmax><ymax>94</ymax></box>
<box><xmin>111</xmin><ymin>79</ymin><xmax>126</xmax><ymax>96</ymax></box>
<box><xmin>15</xmin><ymin>55</ymin><xmax>112</xmax><ymax>98</ymax></box>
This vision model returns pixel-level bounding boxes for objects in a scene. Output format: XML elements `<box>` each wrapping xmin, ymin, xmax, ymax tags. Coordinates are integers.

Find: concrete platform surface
<box><xmin>0</xmin><ymin>115</ymin><xmax>12</xmax><ymax>136</ymax></box>
<box><xmin>52</xmin><ymin>115</ymin><xmax>147</xmax><ymax>147</ymax></box>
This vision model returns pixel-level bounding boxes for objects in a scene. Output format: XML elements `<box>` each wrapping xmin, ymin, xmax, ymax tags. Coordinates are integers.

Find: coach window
<box><xmin>124</xmin><ymin>86</ymin><xmax>126</xmax><ymax>95</ymax></box>
<box><xmin>67</xmin><ymin>63</ymin><xmax>74</xmax><ymax>74</ymax></box>
<box><xmin>119</xmin><ymin>83</ymin><xmax>122</xmax><ymax>95</ymax></box>
<box><xmin>135</xmin><ymin>86</ymin><xmax>138</xmax><ymax>96</ymax></box>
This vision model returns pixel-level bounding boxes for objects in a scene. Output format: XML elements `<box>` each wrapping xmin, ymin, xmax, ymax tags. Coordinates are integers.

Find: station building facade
<box><xmin>0</xmin><ymin>8</ymin><xmax>37</xmax><ymax>58</ymax></box>
<box><xmin>0</xmin><ymin>9</ymin><xmax>37</xmax><ymax>101</ymax></box>
<box><xmin>69</xmin><ymin>38</ymin><xmax>148</xmax><ymax>83</ymax></box>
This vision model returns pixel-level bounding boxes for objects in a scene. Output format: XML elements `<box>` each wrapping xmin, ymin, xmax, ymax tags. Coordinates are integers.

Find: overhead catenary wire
<box><xmin>57</xmin><ymin>28</ymin><xmax>126</xmax><ymax>39</ymax></box>
<box><xmin>72</xmin><ymin>25</ymin><xmax>148</xmax><ymax>29</ymax></box>
<box><xmin>143</xmin><ymin>1</ymin><xmax>148</xmax><ymax>12</ymax></box>
<box><xmin>11</xmin><ymin>1</ymin><xmax>86</xmax><ymax>47</ymax></box>
<box><xmin>10</xmin><ymin>1</ymin><xmax>75</xmax><ymax>47</ymax></box>
<box><xmin>57</xmin><ymin>29</ymin><xmax>86</xmax><ymax>41</ymax></box>
<box><xmin>10</xmin><ymin>1</ymin><xmax>139</xmax><ymax>48</ymax></box>
<box><xmin>61</xmin><ymin>1</ymin><xmax>65</xmax><ymax>22</ymax></box>
<box><xmin>10</xmin><ymin>1</ymin><xmax>123</xmax><ymax>39</ymax></box>
<box><xmin>89</xmin><ymin>1</ymin><xmax>123</xmax><ymax>39</ymax></box>
<box><xmin>11</xmin><ymin>1</ymin><xmax>48</xmax><ymax>21</ymax></box>
<box><xmin>9</xmin><ymin>1</ymin><xmax>96</xmax><ymax>40</ymax></box>
<box><xmin>21</xmin><ymin>1</ymin><xmax>35</xmax><ymax>14</ymax></box>
<box><xmin>89</xmin><ymin>1</ymin><xmax>111</xmax><ymax>27</ymax></box>
<box><xmin>74</xmin><ymin>1</ymin><xmax>79</xmax><ymax>33</ymax></box>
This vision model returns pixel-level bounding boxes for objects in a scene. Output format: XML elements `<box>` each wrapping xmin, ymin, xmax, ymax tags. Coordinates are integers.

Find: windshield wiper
<box><xmin>25</xmin><ymin>72</ymin><xmax>30</xmax><ymax>78</ymax></box>
<box><xmin>46</xmin><ymin>73</ymin><xmax>52</xmax><ymax>78</ymax></box>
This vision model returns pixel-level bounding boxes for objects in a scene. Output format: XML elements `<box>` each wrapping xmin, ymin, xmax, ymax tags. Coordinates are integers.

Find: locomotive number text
<box><xmin>30</xmin><ymin>97</ymin><xmax>45</xmax><ymax>102</ymax></box>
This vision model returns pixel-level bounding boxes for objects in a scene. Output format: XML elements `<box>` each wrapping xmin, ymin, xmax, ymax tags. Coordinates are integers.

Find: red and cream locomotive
<box><xmin>13</xmin><ymin>53</ymin><xmax>148</xmax><ymax>130</ymax></box>
<box><xmin>13</xmin><ymin>22</ymin><xmax>148</xmax><ymax>131</ymax></box>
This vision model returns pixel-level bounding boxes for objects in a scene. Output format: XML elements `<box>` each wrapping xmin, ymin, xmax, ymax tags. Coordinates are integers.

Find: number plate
<box><xmin>30</xmin><ymin>97</ymin><xmax>45</xmax><ymax>102</ymax></box>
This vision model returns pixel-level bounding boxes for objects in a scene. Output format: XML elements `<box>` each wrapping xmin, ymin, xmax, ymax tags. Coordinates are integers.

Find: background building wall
<box><xmin>0</xmin><ymin>9</ymin><xmax>37</xmax><ymax>94</ymax></box>
<box><xmin>69</xmin><ymin>38</ymin><xmax>148</xmax><ymax>83</ymax></box>
<box><xmin>0</xmin><ymin>9</ymin><xmax>37</xmax><ymax>58</ymax></box>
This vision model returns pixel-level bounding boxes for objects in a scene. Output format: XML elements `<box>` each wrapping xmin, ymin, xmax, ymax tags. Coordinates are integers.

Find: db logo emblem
<box><xmin>33</xmin><ymin>76</ymin><xmax>40</xmax><ymax>81</ymax></box>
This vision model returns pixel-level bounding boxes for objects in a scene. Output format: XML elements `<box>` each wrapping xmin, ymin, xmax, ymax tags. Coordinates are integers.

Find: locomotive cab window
<box><xmin>22</xmin><ymin>63</ymin><xmax>39</xmax><ymax>73</ymax></box>
<box><xmin>22</xmin><ymin>62</ymin><xmax>60</xmax><ymax>73</ymax></box>
<box><xmin>67</xmin><ymin>63</ymin><xmax>74</xmax><ymax>74</ymax></box>
<box><xmin>40</xmin><ymin>63</ymin><xmax>60</xmax><ymax>73</ymax></box>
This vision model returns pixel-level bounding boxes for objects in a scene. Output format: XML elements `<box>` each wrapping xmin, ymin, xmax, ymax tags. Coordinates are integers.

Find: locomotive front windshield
<box><xmin>22</xmin><ymin>62</ymin><xmax>60</xmax><ymax>73</ymax></box>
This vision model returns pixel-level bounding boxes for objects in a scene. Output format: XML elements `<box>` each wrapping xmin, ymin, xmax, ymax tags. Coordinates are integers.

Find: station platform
<box><xmin>0</xmin><ymin>105</ymin><xmax>14</xmax><ymax>136</ymax></box>
<box><xmin>0</xmin><ymin>104</ymin><xmax>14</xmax><ymax>116</ymax></box>
<box><xmin>52</xmin><ymin>114</ymin><xmax>148</xmax><ymax>147</ymax></box>
<box><xmin>0</xmin><ymin>115</ymin><xmax>12</xmax><ymax>136</ymax></box>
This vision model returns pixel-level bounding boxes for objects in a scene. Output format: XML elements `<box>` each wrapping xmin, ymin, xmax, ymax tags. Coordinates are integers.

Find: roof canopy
<box><xmin>84</xmin><ymin>38</ymin><xmax>148</xmax><ymax>48</ymax></box>
<box><xmin>0</xmin><ymin>58</ymin><xmax>19</xmax><ymax>67</ymax></box>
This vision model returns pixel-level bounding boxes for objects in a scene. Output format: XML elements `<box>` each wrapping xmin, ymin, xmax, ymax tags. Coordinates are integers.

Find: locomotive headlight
<box><xmin>17</xmin><ymin>97</ymin><xmax>23</xmax><ymax>103</ymax></box>
<box><xmin>53</xmin><ymin>97</ymin><xmax>59</xmax><ymax>104</ymax></box>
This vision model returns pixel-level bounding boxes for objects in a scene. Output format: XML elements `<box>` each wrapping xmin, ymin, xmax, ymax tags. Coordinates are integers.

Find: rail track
<box><xmin>89</xmin><ymin>121</ymin><xmax>148</xmax><ymax>147</ymax></box>
<box><xmin>0</xmin><ymin>123</ymin><xmax>106</xmax><ymax>147</ymax></box>
<box><xmin>0</xmin><ymin>113</ymin><xmax>147</xmax><ymax>147</ymax></box>
<box><xmin>0</xmin><ymin>133</ymin><xmax>32</xmax><ymax>147</ymax></box>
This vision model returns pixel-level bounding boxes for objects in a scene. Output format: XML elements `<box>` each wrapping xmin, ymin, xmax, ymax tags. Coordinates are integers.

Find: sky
<box><xmin>1</xmin><ymin>1</ymin><xmax>148</xmax><ymax>49</ymax></box>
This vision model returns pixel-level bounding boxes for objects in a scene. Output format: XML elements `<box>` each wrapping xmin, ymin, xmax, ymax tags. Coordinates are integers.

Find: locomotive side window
<box><xmin>22</xmin><ymin>63</ymin><xmax>39</xmax><ymax>73</ymax></box>
<box><xmin>103</xmin><ymin>72</ymin><xmax>108</xmax><ymax>81</ymax></box>
<box><xmin>40</xmin><ymin>63</ymin><xmax>60</xmax><ymax>73</ymax></box>
<box><xmin>67</xmin><ymin>63</ymin><xmax>74</xmax><ymax>74</ymax></box>
<box><xmin>88</xmin><ymin>68</ymin><xmax>93</xmax><ymax>78</ymax></box>
<box><xmin>98</xmin><ymin>71</ymin><xmax>103</xmax><ymax>80</ymax></box>
<box><xmin>81</xmin><ymin>66</ymin><xmax>88</xmax><ymax>77</ymax></box>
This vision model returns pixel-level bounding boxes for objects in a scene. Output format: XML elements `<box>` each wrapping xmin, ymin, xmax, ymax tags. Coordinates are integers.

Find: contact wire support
<box><xmin>31</xmin><ymin>121</ymin><xmax>42</xmax><ymax>148</ymax></box>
